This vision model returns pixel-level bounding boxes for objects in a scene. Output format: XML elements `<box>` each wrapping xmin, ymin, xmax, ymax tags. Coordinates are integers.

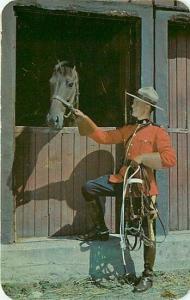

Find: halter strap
<box><xmin>52</xmin><ymin>95</ymin><xmax>75</xmax><ymax>111</ymax></box>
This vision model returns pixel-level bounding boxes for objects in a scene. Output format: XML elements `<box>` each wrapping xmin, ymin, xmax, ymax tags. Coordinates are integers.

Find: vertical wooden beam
<box><xmin>23</xmin><ymin>129</ymin><xmax>36</xmax><ymax>237</ymax></box>
<box><xmin>187</xmin><ymin>28</ymin><xmax>190</xmax><ymax>230</ymax></box>
<box><xmin>48</xmin><ymin>131</ymin><xmax>62</xmax><ymax>236</ymax></box>
<box><xmin>14</xmin><ymin>129</ymin><xmax>24</xmax><ymax>238</ymax></box>
<box><xmin>1</xmin><ymin>3</ymin><xmax>16</xmax><ymax>243</ymax></box>
<box><xmin>73</xmin><ymin>130</ymin><xmax>87</xmax><ymax>234</ymax></box>
<box><xmin>168</xmin><ymin>28</ymin><xmax>178</xmax><ymax>230</ymax></box>
<box><xmin>141</xmin><ymin>6</ymin><xmax>154</xmax><ymax>86</ymax></box>
<box><xmin>34</xmin><ymin>130</ymin><xmax>49</xmax><ymax>236</ymax></box>
<box><xmin>155</xmin><ymin>12</ymin><xmax>170</xmax><ymax>234</ymax></box>
<box><xmin>61</xmin><ymin>130</ymin><xmax>74</xmax><ymax>235</ymax></box>
<box><xmin>176</xmin><ymin>28</ymin><xmax>188</xmax><ymax>230</ymax></box>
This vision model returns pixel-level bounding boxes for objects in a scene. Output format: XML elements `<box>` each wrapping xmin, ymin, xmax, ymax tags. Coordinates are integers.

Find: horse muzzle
<box><xmin>46</xmin><ymin>113</ymin><xmax>64</xmax><ymax>129</ymax></box>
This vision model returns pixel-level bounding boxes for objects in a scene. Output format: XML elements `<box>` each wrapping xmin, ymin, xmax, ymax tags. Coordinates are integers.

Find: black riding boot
<box><xmin>133</xmin><ymin>243</ymin><xmax>156</xmax><ymax>292</ymax></box>
<box><xmin>134</xmin><ymin>212</ymin><xmax>156</xmax><ymax>292</ymax></box>
<box><xmin>78</xmin><ymin>198</ymin><xmax>109</xmax><ymax>241</ymax></box>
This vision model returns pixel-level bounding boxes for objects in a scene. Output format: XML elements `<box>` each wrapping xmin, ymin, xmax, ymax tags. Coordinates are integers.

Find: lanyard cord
<box><xmin>120</xmin><ymin>165</ymin><xmax>141</xmax><ymax>272</ymax></box>
<box><xmin>119</xmin><ymin>165</ymin><xmax>167</xmax><ymax>274</ymax></box>
<box><xmin>123</xmin><ymin>125</ymin><xmax>141</xmax><ymax>164</ymax></box>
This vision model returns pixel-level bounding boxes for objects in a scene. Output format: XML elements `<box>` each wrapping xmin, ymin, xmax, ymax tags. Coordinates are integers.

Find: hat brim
<box><xmin>126</xmin><ymin>91</ymin><xmax>164</xmax><ymax>111</ymax></box>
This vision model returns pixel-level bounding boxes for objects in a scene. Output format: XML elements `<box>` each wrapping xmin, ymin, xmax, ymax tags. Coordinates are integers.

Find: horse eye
<box><xmin>68</xmin><ymin>82</ymin><xmax>73</xmax><ymax>88</ymax></box>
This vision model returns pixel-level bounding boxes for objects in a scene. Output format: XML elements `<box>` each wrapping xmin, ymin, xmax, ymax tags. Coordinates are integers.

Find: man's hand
<box><xmin>74</xmin><ymin>109</ymin><xmax>98</xmax><ymax>136</ymax></box>
<box><xmin>133</xmin><ymin>155</ymin><xmax>143</xmax><ymax>165</ymax></box>
<box><xmin>73</xmin><ymin>109</ymin><xmax>86</xmax><ymax>118</ymax></box>
<box><xmin>136</xmin><ymin>153</ymin><xmax>163</xmax><ymax>170</ymax></box>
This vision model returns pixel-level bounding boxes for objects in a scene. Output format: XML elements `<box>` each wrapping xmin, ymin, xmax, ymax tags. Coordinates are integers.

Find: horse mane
<box><xmin>54</xmin><ymin>61</ymin><xmax>75</xmax><ymax>75</ymax></box>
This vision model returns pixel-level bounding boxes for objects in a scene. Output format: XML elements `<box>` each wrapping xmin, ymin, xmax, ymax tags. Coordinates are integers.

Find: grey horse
<box><xmin>47</xmin><ymin>61</ymin><xmax>79</xmax><ymax>129</ymax></box>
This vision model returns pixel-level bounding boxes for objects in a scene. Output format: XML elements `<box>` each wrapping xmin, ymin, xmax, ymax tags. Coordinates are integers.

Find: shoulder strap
<box><xmin>124</xmin><ymin>122</ymin><xmax>152</xmax><ymax>147</ymax></box>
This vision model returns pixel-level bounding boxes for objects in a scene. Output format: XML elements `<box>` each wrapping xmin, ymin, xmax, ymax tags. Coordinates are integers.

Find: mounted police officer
<box><xmin>74</xmin><ymin>87</ymin><xmax>176</xmax><ymax>292</ymax></box>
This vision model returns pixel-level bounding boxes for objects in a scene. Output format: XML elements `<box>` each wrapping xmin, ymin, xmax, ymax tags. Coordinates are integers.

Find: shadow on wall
<box><xmin>7</xmin><ymin>127</ymin><xmax>119</xmax><ymax>236</ymax></box>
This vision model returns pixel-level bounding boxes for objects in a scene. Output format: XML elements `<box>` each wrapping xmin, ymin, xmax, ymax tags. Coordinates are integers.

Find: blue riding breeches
<box><xmin>81</xmin><ymin>175</ymin><xmax>123</xmax><ymax>201</ymax></box>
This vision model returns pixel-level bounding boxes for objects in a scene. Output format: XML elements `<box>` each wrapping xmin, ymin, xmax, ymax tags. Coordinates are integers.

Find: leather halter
<box><xmin>51</xmin><ymin>64</ymin><xmax>79</xmax><ymax>118</ymax></box>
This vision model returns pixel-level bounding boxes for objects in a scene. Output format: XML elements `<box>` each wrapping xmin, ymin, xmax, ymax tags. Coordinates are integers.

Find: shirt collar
<box><xmin>136</xmin><ymin>119</ymin><xmax>150</xmax><ymax>124</ymax></box>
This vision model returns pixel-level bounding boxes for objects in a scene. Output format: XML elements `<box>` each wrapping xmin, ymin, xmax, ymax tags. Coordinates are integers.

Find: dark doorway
<box><xmin>15</xmin><ymin>7</ymin><xmax>141</xmax><ymax>127</ymax></box>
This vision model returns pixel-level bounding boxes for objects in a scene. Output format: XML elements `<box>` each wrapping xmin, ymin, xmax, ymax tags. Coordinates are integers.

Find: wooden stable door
<box><xmin>14</xmin><ymin>127</ymin><xmax>116</xmax><ymax>237</ymax></box>
<box><xmin>168</xmin><ymin>23</ymin><xmax>190</xmax><ymax>231</ymax></box>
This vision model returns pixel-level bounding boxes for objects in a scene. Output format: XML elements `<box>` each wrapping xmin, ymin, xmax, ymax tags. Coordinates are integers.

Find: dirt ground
<box><xmin>2</xmin><ymin>270</ymin><xmax>190</xmax><ymax>300</ymax></box>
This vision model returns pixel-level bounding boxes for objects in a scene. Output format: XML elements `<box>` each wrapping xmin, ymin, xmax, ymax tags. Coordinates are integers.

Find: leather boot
<box><xmin>143</xmin><ymin>242</ymin><xmax>156</xmax><ymax>277</ymax></box>
<box><xmin>78</xmin><ymin>199</ymin><xmax>109</xmax><ymax>241</ymax></box>
<box><xmin>133</xmin><ymin>275</ymin><xmax>153</xmax><ymax>292</ymax></box>
<box><xmin>133</xmin><ymin>242</ymin><xmax>155</xmax><ymax>292</ymax></box>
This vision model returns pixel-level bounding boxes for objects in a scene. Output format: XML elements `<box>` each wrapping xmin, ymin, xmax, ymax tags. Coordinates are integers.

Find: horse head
<box><xmin>47</xmin><ymin>61</ymin><xmax>79</xmax><ymax>129</ymax></box>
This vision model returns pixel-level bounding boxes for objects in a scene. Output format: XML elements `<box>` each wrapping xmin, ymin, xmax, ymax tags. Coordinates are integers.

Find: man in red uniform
<box><xmin>74</xmin><ymin>87</ymin><xmax>176</xmax><ymax>292</ymax></box>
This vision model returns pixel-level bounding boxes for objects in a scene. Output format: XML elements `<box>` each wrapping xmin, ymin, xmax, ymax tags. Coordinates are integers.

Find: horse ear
<box><xmin>73</xmin><ymin>65</ymin><xmax>76</xmax><ymax>71</ymax></box>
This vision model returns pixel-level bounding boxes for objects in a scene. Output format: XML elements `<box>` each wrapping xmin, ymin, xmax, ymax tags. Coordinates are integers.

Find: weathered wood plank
<box><xmin>186</xmin><ymin>29</ymin><xmax>190</xmax><ymax>230</ymax></box>
<box><xmin>48</xmin><ymin>131</ymin><xmax>62</xmax><ymax>236</ymax></box>
<box><xmin>188</xmin><ymin>134</ymin><xmax>190</xmax><ymax>230</ymax></box>
<box><xmin>177</xmin><ymin>28</ymin><xmax>187</xmax><ymax>129</ymax></box>
<box><xmin>73</xmin><ymin>132</ymin><xmax>87</xmax><ymax>234</ymax></box>
<box><xmin>177</xmin><ymin>134</ymin><xmax>188</xmax><ymax>229</ymax></box>
<box><xmin>168</xmin><ymin>29</ymin><xmax>177</xmax><ymax>129</ymax></box>
<box><xmin>176</xmin><ymin>28</ymin><xmax>188</xmax><ymax>230</ymax></box>
<box><xmin>169</xmin><ymin>134</ymin><xmax>178</xmax><ymax>230</ymax></box>
<box><xmin>168</xmin><ymin>29</ymin><xmax>178</xmax><ymax>230</ymax></box>
<box><xmin>23</xmin><ymin>132</ymin><xmax>36</xmax><ymax>237</ymax></box>
<box><xmin>61</xmin><ymin>132</ymin><xmax>74</xmax><ymax>235</ymax></box>
<box><xmin>15</xmin><ymin>130</ymin><xmax>24</xmax><ymax>238</ymax></box>
<box><xmin>154</xmin><ymin>13</ymin><xmax>169</xmax><ymax>234</ymax></box>
<box><xmin>34</xmin><ymin>131</ymin><xmax>49</xmax><ymax>236</ymax></box>
<box><xmin>187</xmin><ymin>28</ymin><xmax>190</xmax><ymax>131</ymax></box>
<box><xmin>86</xmin><ymin>137</ymin><xmax>100</xmax><ymax>180</ymax></box>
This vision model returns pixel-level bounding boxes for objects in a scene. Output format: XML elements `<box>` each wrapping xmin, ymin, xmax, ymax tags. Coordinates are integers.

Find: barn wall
<box><xmin>155</xmin><ymin>10</ymin><xmax>190</xmax><ymax>233</ymax></box>
<box><xmin>14</xmin><ymin>127</ymin><xmax>116</xmax><ymax>238</ymax></box>
<box><xmin>1</xmin><ymin>0</ymin><xmax>155</xmax><ymax>242</ymax></box>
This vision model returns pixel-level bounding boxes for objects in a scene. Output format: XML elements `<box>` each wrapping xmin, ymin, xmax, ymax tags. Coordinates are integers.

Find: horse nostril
<box><xmin>55</xmin><ymin>116</ymin><xmax>59</xmax><ymax>123</ymax></box>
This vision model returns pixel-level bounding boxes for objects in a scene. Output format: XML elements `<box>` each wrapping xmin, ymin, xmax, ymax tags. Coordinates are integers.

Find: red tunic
<box><xmin>89</xmin><ymin>123</ymin><xmax>176</xmax><ymax>195</ymax></box>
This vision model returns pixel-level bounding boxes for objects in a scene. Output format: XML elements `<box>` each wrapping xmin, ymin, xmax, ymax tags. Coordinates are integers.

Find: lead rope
<box><xmin>120</xmin><ymin>165</ymin><xmax>142</xmax><ymax>273</ymax></box>
<box><xmin>120</xmin><ymin>165</ymin><xmax>167</xmax><ymax>274</ymax></box>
